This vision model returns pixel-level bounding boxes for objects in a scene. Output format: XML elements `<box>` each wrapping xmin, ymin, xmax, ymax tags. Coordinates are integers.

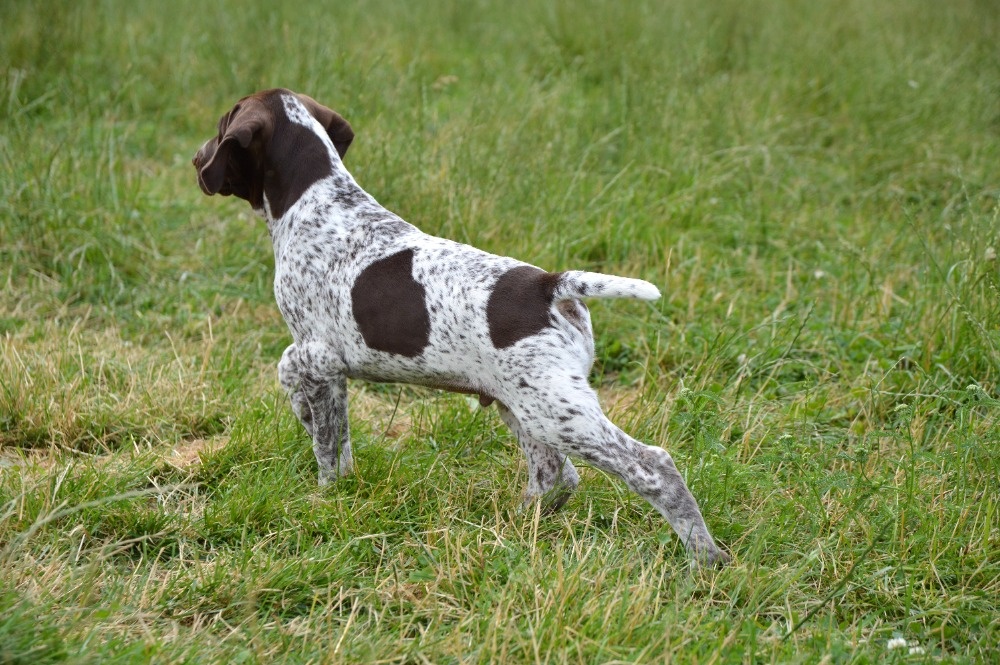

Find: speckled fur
<box><xmin>193</xmin><ymin>89</ymin><xmax>728</xmax><ymax>566</ymax></box>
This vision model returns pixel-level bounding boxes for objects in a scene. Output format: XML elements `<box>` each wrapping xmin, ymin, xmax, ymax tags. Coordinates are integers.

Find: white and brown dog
<box><xmin>193</xmin><ymin>89</ymin><xmax>728</xmax><ymax>565</ymax></box>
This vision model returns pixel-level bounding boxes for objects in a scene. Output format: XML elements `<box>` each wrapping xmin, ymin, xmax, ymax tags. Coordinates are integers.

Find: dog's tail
<box><xmin>553</xmin><ymin>270</ymin><xmax>661</xmax><ymax>302</ymax></box>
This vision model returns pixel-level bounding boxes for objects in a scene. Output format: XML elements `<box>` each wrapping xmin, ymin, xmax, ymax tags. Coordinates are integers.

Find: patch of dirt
<box><xmin>161</xmin><ymin>437</ymin><xmax>224</xmax><ymax>471</ymax></box>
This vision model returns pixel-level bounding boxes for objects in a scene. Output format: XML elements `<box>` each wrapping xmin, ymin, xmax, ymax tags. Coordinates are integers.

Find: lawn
<box><xmin>2</xmin><ymin>0</ymin><xmax>999</xmax><ymax>662</ymax></box>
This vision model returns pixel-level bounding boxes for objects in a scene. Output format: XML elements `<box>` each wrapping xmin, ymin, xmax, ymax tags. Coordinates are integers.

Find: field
<box><xmin>2</xmin><ymin>0</ymin><xmax>999</xmax><ymax>662</ymax></box>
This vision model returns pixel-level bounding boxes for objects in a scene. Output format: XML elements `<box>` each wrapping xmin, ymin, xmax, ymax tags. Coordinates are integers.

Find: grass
<box><xmin>1</xmin><ymin>0</ymin><xmax>999</xmax><ymax>661</ymax></box>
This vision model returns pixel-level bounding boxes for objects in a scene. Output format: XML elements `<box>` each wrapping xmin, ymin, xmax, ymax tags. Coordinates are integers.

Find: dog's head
<box><xmin>192</xmin><ymin>89</ymin><xmax>353</xmax><ymax>218</ymax></box>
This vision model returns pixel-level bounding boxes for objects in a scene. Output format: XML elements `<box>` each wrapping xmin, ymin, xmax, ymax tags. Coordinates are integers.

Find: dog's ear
<box><xmin>196</xmin><ymin>99</ymin><xmax>271</xmax><ymax>196</ymax></box>
<box><xmin>296</xmin><ymin>94</ymin><xmax>354</xmax><ymax>159</ymax></box>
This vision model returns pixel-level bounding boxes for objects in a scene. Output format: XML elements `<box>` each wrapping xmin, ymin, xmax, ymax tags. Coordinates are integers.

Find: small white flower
<box><xmin>985</xmin><ymin>247</ymin><xmax>996</xmax><ymax>261</ymax></box>
<box><xmin>909</xmin><ymin>645</ymin><xmax>925</xmax><ymax>655</ymax></box>
<box><xmin>813</xmin><ymin>269</ymin><xmax>826</xmax><ymax>279</ymax></box>
<box><xmin>887</xmin><ymin>637</ymin><xmax>908</xmax><ymax>650</ymax></box>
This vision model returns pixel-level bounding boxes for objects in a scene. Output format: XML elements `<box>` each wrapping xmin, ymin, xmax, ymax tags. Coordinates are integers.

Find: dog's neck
<box><xmin>261</xmin><ymin>157</ymin><xmax>369</xmax><ymax>225</ymax></box>
<box><xmin>262</xmin><ymin>95</ymin><xmax>373</xmax><ymax>227</ymax></box>
<box><xmin>261</xmin><ymin>139</ymin><xmax>379</xmax><ymax>259</ymax></box>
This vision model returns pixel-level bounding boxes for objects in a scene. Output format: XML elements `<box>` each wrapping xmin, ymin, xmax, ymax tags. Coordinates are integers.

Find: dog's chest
<box><xmin>270</xmin><ymin>213</ymin><xmax>371</xmax><ymax>343</ymax></box>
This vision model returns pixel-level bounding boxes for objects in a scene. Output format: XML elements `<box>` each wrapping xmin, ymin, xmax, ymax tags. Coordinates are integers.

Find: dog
<box><xmin>192</xmin><ymin>89</ymin><xmax>728</xmax><ymax>566</ymax></box>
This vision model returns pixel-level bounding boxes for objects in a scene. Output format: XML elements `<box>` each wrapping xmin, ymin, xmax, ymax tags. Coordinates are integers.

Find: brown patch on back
<box><xmin>486</xmin><ymin>265</ymin><xmax>563</xmax><ymax>348</ymax></box>
<box><xmin>351</xmin><ymin>249</ymin><xmax>431</xmax><ymax>357</ymax></box>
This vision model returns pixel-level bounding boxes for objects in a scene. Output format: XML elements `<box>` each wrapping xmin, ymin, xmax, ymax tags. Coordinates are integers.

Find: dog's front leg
<box><xmin>279</xmin><ymin>343</ymin><xmax>353</xmax><ymax>483</ymax></box>
<box><xmin>303</xmin><ymin>374</ymin><xmax>352</xmax><ymax>484</ymax></box>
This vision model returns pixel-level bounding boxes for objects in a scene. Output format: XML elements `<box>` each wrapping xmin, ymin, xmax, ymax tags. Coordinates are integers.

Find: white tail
<box><xmin>553</xmin><ymin>270</ymin><xmax>661</xmax><ymax>302</ymax></box>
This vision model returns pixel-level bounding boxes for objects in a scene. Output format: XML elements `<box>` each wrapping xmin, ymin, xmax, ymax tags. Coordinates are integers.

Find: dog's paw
<box><xmin>520</xmin><ymin>484</ymin><xmax>576</xmax><ymax>514</ymax></box>
<box><xmin>317</xmin><ymin>458</ymin><xmax>353</xmax><ymax>486</ymax></box>
<box><xmin>694</xmin><ymin>547</ymin><xmax>732</xmax><ymax>569</ymax></box>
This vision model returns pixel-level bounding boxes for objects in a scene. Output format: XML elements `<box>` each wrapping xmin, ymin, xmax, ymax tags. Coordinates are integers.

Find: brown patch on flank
<box><xmin>351</xmin><ymin>249</ymin><xmax>431</xmax><ymax>357</ymax></box>
<box><xmin>486</xmin><ymin>266</ymin><xmax>563</xmax><ymax>348</ymax></box>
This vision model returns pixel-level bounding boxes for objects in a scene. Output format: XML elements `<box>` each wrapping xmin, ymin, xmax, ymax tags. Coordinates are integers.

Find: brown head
<box><xmin>192</xmin><ymin>89</ymin><xmax>354</xmax><ymax>218</ymax></box>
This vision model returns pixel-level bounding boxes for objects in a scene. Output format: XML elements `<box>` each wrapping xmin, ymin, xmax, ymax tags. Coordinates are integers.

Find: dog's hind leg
<box><xmin>497</xmin><ymin>402</ymin><xmax>580</xmax><ymax>510</ymax></box>
<box><xmin>508</xmin><ymin>376</ymin><xmax>729</xmax><ymax>566</ymax></box>
<box><xmin>279</xmin><ymin>343</ymin><xmax>353</xmax><ymax>484</ymax></box>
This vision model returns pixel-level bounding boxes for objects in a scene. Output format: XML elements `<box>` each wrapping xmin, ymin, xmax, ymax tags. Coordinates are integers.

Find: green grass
<box><xmin>2</xmin><ymin>0</ymin><xmax>999</xmax><ymax>661</ymax></box>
